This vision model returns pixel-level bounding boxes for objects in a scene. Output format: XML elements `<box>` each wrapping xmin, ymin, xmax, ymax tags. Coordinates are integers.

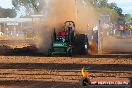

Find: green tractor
<box><xmin>48</xmin><ymin>21</ymin><xmax>89</xmax><ymax>56</ymax></box>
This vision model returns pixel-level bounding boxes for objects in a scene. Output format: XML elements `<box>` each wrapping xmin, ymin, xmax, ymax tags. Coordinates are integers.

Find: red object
<box><xmin>58</xmin><ymin>31</ymin><xmax>67</xmax><ymax>36</ymax></box>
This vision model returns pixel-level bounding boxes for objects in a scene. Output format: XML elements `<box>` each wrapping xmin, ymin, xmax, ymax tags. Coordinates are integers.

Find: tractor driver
<box><xmin>68</xmin><ymin>23</ymin><xmax>72</xmax><ymax>31</ymax></box>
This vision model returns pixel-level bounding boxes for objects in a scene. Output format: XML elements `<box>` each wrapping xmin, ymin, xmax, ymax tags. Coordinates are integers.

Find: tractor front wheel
<box><xmin>48</xmin><ymin>49</ymin><xmax>52</xmax><ymax>56</ymax></box>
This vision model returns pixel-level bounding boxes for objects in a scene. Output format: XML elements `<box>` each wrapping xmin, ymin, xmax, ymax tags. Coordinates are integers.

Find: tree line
<box><xmin>0</xmin><ymin>0</ymin><xmax>131</xmax><ymax>25</ymax></box>
<box><xmin>0</xmin><ymin>7</ymin><xmax>16</xmax><ymax>18</ymax></box>
<box><xmin>85</xmin><ymin>0</ymin><xmax>132</xmax><ymax>25</ymax></box>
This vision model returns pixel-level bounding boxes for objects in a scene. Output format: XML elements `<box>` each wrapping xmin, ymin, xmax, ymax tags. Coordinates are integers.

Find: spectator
<box><xmin>119</xmin><ymin>25</ymin><xmax>124</xmax><ymax>37</ymax></box>
<box><xmin>0</xmin><ymin>32</ymin><xmax>3</xmax><ymax>36</ymax></box>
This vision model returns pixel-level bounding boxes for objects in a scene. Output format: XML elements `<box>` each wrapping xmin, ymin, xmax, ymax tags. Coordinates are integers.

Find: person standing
<box><xmin>119</xmin><ymin>25</ymin><xmax>124</xmax><ymax>38</ymax></box>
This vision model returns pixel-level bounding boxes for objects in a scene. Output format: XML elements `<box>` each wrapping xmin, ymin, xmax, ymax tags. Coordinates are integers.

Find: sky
<box><xmin>108</xmin><ymin>0</ymin><xmax>132</xmax><ymax>15</ymax></box>
<box><xmin>0</xmin><ymin>0</ymin><xmax>13</xmax><ymax>9</ymax></box>
<box><xmin>0</xmin><ymin>0</ymin><xmax>131</xmax><ymax>15</ymax></box>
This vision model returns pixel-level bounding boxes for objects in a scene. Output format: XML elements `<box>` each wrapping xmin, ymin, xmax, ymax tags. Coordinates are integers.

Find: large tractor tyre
<box><xmin>75</xmin><ymin>34</ymin><xmax>89</xmax><ymax>55</ymax></box>
<box><xmin>80</xmin><ymin>77</ymin><xmax>90</xmax><ymax>86</ymax></box>
<box><xmin>68</xmin><ymin>47</ymin><xmax>73</xmax><ymax>57</ymax></box>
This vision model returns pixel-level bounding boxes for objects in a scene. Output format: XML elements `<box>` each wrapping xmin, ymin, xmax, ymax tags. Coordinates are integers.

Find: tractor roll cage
<box><xmin>64</xmin><ymin>21</ymin><xmax>75</xmax><ymax>31</ymax></box>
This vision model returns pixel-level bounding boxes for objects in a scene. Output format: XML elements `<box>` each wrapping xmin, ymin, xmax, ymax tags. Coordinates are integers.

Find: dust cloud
<box><xmin>36</xmin><ymin>0</ymin><xmax>99</xmax><ymax>54</ymax></box>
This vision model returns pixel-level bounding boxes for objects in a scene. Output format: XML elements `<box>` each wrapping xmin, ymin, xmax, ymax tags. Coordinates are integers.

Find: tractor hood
<box><xmin>52</xmin><ymin>42</ymin><xmax>67</xmax><ymax>47</ymax></box>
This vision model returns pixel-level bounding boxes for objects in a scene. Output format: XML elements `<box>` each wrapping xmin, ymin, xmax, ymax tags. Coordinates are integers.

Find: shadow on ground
<box><xmin>0</xmin><ymin>63</ymin><xmax>131</xmax><ymax>71</ymax></box>
<box><xmin>0</xmin><ymin>80</ymin><xmax>80</xmax><ymax>88</ymax></box>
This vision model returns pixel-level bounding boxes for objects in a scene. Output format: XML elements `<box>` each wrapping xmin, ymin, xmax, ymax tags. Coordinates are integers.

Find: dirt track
<box><xmin>0</xmin><ymin>34</ymin><xmax>131</xmax><ymax>87</ymax></box>
<box><xmin>0</xmin><ymin>56</ymin><xmax>131</xmax><ymax>88</ymax></box>
<box><xmin>0</xmin><ymin>39</ymin><xmax>131</xmax><ymax>87</ymax></box>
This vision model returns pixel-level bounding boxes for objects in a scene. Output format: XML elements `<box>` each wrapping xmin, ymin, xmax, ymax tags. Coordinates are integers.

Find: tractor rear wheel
<box><xmin>75</xmin><ymin>34</ymin><xmax>89</xmax><ymax>55</ymax></box>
